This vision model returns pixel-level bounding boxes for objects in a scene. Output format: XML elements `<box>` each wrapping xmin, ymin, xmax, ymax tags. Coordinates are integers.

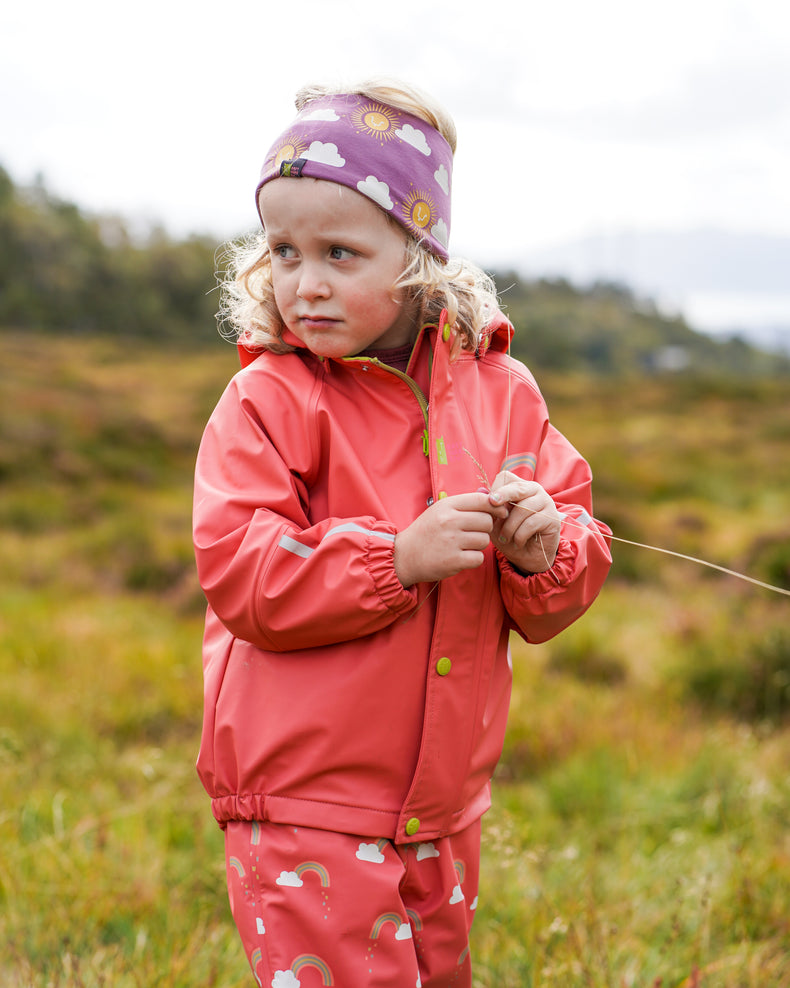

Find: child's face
<box><xmin>260</xmin><ymin>178</ymin><xmax>418</xmax><ymax>358</ymax></box>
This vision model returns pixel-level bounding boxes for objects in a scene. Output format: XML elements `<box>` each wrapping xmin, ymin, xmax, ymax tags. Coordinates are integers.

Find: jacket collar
<box><xmin>236</xmin><ymin>309</ymin><xmax>513</xmax><ymax>369</ymax></box>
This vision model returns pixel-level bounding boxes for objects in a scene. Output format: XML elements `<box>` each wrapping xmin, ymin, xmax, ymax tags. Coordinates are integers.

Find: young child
<box><xmin>193</xmin><ymin>78</ymin><xmax>612</xmax><ymax>988</ymax></box>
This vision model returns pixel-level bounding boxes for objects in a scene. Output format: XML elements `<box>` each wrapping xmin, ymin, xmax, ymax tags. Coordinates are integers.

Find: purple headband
<box><xmin>256</xmin><ymin>93</ymin><xmax>453</xmax><ymax>260</ymax></box>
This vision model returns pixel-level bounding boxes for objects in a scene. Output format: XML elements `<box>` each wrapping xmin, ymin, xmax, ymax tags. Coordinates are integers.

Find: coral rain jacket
<box><xmin>194</xmin><ymin>310</ymin><xmax>611</xmax><ymax>844</ymax></box>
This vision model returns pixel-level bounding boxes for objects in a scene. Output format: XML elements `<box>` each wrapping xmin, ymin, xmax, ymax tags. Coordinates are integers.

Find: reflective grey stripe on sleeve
<box><xmin>278</xmin><ymin>534</ymin><xmax>314</xmax><ymax>559</ymax></box>
<box><xmin>277</xmin><ymin>524</ymin><xmax>395</xmax><ymax>560</ymax></box>
<box><xmin>324</xmin><ymin>523</ymin><xmax>396</xmax><ymax>543</ymax></box>
<box><xmin>560</xmin><ymin>509</ymin><xmax>594</xmax><ymax>529</ymax></box>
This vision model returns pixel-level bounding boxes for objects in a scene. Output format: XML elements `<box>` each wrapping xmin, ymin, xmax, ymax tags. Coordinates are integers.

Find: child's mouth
<box><xmin>299</xmin><ymin>316</ymin><xmax>339</xmax><ymax>330</ymax></box>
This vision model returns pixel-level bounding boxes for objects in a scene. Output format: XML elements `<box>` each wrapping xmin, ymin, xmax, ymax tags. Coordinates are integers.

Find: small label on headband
<box><xmin>279</xmin><ymin>158</ymin><xmax>308</xmax><ymax>177</ymax></box>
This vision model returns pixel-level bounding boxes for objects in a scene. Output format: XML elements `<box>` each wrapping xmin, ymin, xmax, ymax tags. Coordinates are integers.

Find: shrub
<box><xmin>547</xmin><ymin>633</ymin><xmax>627</xmax><ymax>685</ymax></box>
<box><xmin>680</xmin><ymin>628</ymin><xmax>790</xmax><ymax>724</ymax></box>
<box><xmin>743</xmin><ymin>531</ymin><xmax>790</xmax><ymax>593</ymax></box>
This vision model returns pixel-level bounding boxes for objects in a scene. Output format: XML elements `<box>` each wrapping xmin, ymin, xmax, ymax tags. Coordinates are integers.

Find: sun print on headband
<box><xmin>267</xmin><ymin>133</ymin><xmax>309</xmax><ymax>171</ymax></box>
<box><xmin>402</xmin><ymin>188</ymin><xmax>437</xmax><ymax>233</ymax></box>
<box><xmin>350</xmin><ymin>101</ymin><xmax>401</xmax><ymax>142</ymax></box>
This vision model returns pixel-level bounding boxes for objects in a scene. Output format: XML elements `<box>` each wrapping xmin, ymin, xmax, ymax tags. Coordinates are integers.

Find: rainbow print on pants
<box><xmin>370</xmin><ymin>911</ymin><xmax>413</xmax><ymax>940</ymax></box>
<box><xmin>271</xmin><ymin>954</ymin><xmax>334</xmax><ymax>986</ymax></box>
<box><xmin>228</xmin><ymin>856</ymin><xmax>245</xmax><ymax>878</ymax></box>
<box><xmin>294</xmin><ymin>861</ymin><xmax>331</xmax><ymax>887</ymax></box>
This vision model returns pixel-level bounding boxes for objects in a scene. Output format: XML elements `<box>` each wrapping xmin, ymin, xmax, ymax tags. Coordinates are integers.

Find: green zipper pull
<box><xmin>422</xmin><ymin>428</ymin><xmax>429</xmax><ymax>456</ymax></box>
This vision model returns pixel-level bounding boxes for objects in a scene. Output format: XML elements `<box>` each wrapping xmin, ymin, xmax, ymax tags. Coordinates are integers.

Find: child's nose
<box><xmin>296</xmin><ymin>263</ymin><xmax>330</xmax><ymax>301</ymax></box>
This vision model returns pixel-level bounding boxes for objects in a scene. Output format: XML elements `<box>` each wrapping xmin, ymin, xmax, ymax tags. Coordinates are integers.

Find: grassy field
<box><xmin>1</xmin><ymin>334</ymin><xmax>789</xmax><ymax>986</ymax></box>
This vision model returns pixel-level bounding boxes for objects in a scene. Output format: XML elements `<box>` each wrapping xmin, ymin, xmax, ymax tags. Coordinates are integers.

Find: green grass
<box><xmin>0</xmin><ymin>591</ymin><xmax>248</xmax><ymax>987</ymax></box>
<box><xmin>1</xmin><ymin>333</ymin><xmax>789</xmax><ymax>986</ymax></box>
<box><xmin>481</xmin><ymin>636</ymin><xmax>790</xmax><ymax>986</ymax></box>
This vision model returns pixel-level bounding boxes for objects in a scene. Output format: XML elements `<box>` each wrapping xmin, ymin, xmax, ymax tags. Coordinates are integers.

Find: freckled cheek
<box><xmin>272</xmin><ymin>279</ymin><xmax>296</xmax><ymax>317</ymax></box>
<box><xmin>346</xmin><ymin>288</ymin><xmax>401</xmax><ymax>322</ymax></box>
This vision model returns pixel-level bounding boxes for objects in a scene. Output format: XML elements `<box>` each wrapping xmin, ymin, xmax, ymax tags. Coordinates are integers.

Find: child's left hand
<box><xmin>487</xmin><ymin>471</ymin><xmax>562</xmax><ymax>574</ymax></box>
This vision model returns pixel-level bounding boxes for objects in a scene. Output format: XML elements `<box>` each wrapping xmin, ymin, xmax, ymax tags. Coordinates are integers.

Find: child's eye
<box><xmin>271</xmin><ymin>244</ymin><xmax>296</xmax><ymax>260</ymax></box>
<box><xmin>329</xmin><ymin>246</ymin><xmax>355</xmax><ymax>261</ymax></box>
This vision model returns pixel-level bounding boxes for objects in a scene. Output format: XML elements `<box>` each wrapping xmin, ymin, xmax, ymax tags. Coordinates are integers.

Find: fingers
<box><xmin>480</xmin><ymin>475</ymin><xmax>562</xmax><ymax>574</ymax></box>
<box><xmin>437</xmin><ymin>491</ymin><xmax>509</xmax><ymax>529</ymax></box>
<box><xmin>488</xmin><ymin>475</ymin><xmax>541</xmax><ymax>509</ymax></box>
<box><xmin>452</xmin><ymin>490</ymin><xmax>508</xmax><ymax>518</ymax></box>
<box><xmin>394</xmin><ymin>492</ymin><xmax>506</xmax><ymax>587</ymax></box>
<box><xmin>489</xmin><ymin>485</ymin><xmax>551</xmax><ymax>526</ymax></box>
<box><xmin>493</xmin><ymin>510</ymin><xmax>547</xmax><ymax>549</ymax></box>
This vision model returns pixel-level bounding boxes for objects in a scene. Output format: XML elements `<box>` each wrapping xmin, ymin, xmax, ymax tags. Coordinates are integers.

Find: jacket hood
<box><xmin>476</xmin><ymin>310</ymin><xmax>513</xmax><ymax>356</ymax></box>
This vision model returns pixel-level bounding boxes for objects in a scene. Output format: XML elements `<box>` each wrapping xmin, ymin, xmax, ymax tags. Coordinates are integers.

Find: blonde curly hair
<box><xmin>217</xmin><ymin>79</ymin><xmax>499</xmax><ymax>355</ymax></box>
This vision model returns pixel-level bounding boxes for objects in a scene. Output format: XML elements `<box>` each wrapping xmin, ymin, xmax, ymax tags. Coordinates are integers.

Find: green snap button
<box><xmin>442</xmin><ymin>324</ymin><xmax>451</xmax><ymax>342</ymax></box>
<box><xmin>405</xmin><ymin>817</ymin><xmax>421</xmax><ymax>836</ymax></box>
<box><xmin>436</xmin><ymin>657</ymin><xmax>452</xmax><ymax>676</ymax></box>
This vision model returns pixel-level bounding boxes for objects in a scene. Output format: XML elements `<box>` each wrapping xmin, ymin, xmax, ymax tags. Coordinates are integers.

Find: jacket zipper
<box><xmin>345</xmin><ymin>357</ymin><xmax>430</xmax><ymax>458</ymax></box>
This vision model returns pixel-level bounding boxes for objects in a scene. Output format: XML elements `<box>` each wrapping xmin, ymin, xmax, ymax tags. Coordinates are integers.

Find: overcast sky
<box><xmin>3</xmin><ymin>0</ymin><xmax>790</xmax><ymax>272</ymax></box>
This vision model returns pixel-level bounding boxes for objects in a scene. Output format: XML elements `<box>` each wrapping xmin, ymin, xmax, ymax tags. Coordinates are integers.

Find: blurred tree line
<box><xmin>1</xmin><ymin>164</ymin><xmax>787</xmax><ymax>375</ymax></box>
<box><xmin>0</xmin><ymin>166</ymin><xmax>219</xmax><ymax>342</ymax></box>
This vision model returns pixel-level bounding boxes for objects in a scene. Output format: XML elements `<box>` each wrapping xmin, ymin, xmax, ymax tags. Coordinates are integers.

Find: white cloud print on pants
<box><xmin>271</xmin><ymin>972</ymin><xmax>300</xmax><ymax>988</ymax></box>
<box><xmin>275</xmin><ymin>870</ymin><xmax>303</xmax><ymax>887</ymax></box>
<box><xmin>356</xmin><ymin>841</ymin><xmax>386</xmax><ymax>863</ymax></box>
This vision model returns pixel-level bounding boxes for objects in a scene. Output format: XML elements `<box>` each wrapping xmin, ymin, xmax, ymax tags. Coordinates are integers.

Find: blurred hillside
<box><xmin>1</xmin><ymin>165</ymin><xmax>788</xmax><ymax>376</ymax></box>
<box><xmin>516</xmin><ymin>228</ymin><xmax>790</xmax><ymax>355</ymax></box>
<box><xmin>497</xmin><ymin>275</ymin><xmax>790</xmax><ymax>376</ymax></box>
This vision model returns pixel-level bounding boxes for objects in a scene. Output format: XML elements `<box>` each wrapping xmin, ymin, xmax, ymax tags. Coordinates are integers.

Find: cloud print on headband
<box><xmin>256</xmin><ymin>93</ymin><xmax>453</xmax><ymax>259</ymax></box>
<box><xmin>396</xmin><ymin>123</ymin><xmax>431</xmax><ymax>155</ymax></box>
<box><xmin>303</xmin><ymin>141</ymin><xmax>345</xmax><ymax>167</ymax></box>
<box><xmin>357</xmin><ymin>175</ymin><xmax>394</xmax><ymax>211</ymax></box>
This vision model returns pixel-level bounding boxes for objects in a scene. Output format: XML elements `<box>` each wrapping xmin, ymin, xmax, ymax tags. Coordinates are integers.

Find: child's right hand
<box><xmin>393</xmin><ymin>492</ymin><xmax>509</xmax><ymax>588</ymax></box>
